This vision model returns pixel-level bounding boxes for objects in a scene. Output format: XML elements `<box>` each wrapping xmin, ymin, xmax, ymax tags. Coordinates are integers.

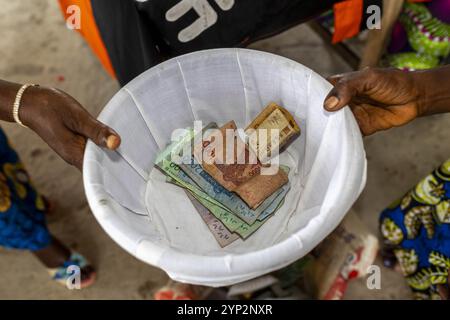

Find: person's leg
<box><xmin>32</xmin><ymin>236</ymin><xmax>70</xmax><ymax>267</ymax></box>
<box><xmin>0</xmin><ymin>128</ymin><xmax>95</xmax><ymax>288</ymax></box>
<box><xmin>32</xmin><ymin>236</ymin><xmax>96</xmax><ymax>286</ymax></box>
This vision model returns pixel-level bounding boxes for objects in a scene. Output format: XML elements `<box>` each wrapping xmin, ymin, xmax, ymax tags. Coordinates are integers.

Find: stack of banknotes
<box><xmin>155</xmin><ymin>103</ymin><xmax>301</xmax><ymax>247</ymax></box>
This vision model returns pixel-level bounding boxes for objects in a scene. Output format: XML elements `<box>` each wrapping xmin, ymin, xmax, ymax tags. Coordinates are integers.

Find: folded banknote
<box><xmin>193</xmin><ymin>121</ymin><xmax>288</xmax><ymax>209</ymax></box>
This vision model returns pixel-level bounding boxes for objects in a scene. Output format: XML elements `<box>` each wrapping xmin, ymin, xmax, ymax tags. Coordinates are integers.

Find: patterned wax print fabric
<box><xmin>0</xmin><ymin>128</ymin><xmax>51</xmax><ymax>251</ymax></box>
<box><xmin>380</xmin><ymin>158</ymin><xmax>450</xmax><ymax>300</ymax></box>
<box><xmin>387</xmin><ymin>2</ymin><xmax>450</xmax><ymax>71</ymax></box>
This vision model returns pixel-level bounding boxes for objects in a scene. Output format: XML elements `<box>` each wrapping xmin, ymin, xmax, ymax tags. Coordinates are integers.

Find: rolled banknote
<box><xmin>245</xmin><ymin>102</ymin><xmax>301</xmax><ymax>162</ymax></box>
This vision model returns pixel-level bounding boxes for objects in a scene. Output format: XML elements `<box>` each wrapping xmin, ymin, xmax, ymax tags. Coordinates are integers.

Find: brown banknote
<box><xmin>193</xmin><ymin>121</ymin><xmax>288</xmax><ymax>209</ymax></box>
<box><xmin>193</xmin><ymin>121</ymin><xmax>260</xmax><ymax>191</ymax></box>
<box><xmin>234</xmin><ymin>169</ymin><xmax>288</xmax><ymax>209</ymax></box>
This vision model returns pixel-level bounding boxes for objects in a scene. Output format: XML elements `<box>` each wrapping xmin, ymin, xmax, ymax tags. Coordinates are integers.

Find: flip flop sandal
<box><xmin>47</xmin><ymin>252</ymin><xmax>96</xmax><ymax>289</ymax></box>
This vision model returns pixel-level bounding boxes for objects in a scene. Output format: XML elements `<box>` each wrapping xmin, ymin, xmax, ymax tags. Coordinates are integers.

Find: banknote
<box><xmin>156</xmin><ymin>156</ymin><xmax>228</xmax><ymax>211</ymax></box>
<box><xmin>254</xmin><ymin>165</ymin><xmax>290</xmax><ymax>221</ymax></box>
<box><xmin>245</xmin><ymin>103</ymin><xmax>301</xmax><ymax>162</ymax></box>
<box><xmin>155</xmin><ymin>124</ymin><xmax>290</xmax><ymax>237</ymax></box>
<box><xmin>191</xmin><ymin>121</ymin><xmax>289</xmax><ymax>209</ymax></box>
<box><xmin>174</xmin><ymin>124</ymin><xmax>286</xmax><ymax>224</ymax></box>
<box><xmin>168</xmin><ymin>165</ymin><xmax>291</xmax><ymax>225</ymax></box>
<box><xmin>157</xmin><ymin>140</ymin><xmax>258</xmax><ymax>236</ymax></box>
<box><xmin>167</xmin><ymin>176</ymin><xmax>267</xmax><ymax>239</ymax></box>
<box><xmin>185</xmin><ymin>192</ymin><xmax>240</xmax><ymax>247</ymax></box>
<box><xmin>257</xmin><ymin>186</ymin><xmax>289</xmax><ymax>221</ymax></box>
<box><xmin>234</xmin><ymin>166</ymin><xmax>288</xmax><ymax>210</ymax></box>
<box><xmin>193</xmin><ymin>121</ymin><xmax>261</xmax><ymax>191</ymax></box>
<box><xmin>179</xmin><ymin>156</ymin><xmax>286</xmax><ymax>225</ymax></box>
<box><xmin>156</xmin><ymin>123</ymin><xmax>287</xmax><ymax>225</ymax></box>
<box><xmin>185</xmin><ymin>187</ymin><xmax>268</xmax><ymax>239</ymax></box>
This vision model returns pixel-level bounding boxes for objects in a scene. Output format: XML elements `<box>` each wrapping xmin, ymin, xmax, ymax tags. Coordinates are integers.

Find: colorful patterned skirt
<box><xmin>380</xmin><ymin>159</ymin><xmax>450</xmax><ymax>299</ymax></box>
<box><xmin>0</xmin><ymin>128</ymin><xmax>51</xmax><ymax>251</ymax></box>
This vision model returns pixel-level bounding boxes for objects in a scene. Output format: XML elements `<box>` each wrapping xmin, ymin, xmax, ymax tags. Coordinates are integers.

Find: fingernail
<box><xmin>324</xmin><ymin>96</ymin><xmax>339</xmax><ymax>110</ymax></box>
<box><xmin>106</xmin><ymin>135</ymin><xmax>120</xmax><ymax>149</ymax></box>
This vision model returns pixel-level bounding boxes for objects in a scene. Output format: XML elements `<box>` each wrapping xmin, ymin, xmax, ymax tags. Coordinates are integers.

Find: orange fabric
<box><xmin>332</xmin><ymin>0</ymin><xmax>364</xmax><ymax>44</ymax></box>
<box><xmin>58</xmin><ymin>0</ymin><xmax>116</xmax><ymax>78</ymax></box>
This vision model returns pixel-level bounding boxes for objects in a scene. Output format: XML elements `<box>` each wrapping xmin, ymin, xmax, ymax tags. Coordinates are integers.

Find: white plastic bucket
<box><xmin>83</xmin><ymin>48</ymin><xmax>367</xmax><ymax>287</ymax></box>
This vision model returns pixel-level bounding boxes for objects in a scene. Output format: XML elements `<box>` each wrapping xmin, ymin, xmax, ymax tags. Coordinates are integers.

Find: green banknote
<box><xmin>185</xmin><ymin>192</ymin><xmax>239</xmax><ymax>247</ymax></box>
<box><xmin>167</xmin><ymin>177</ymin><xmax>267</xmax><ymax>239</ymax></box>
<box><xmin>173</xmin><ymin>124</ymin><xmax>287</xmax><ymax>225</ymax></box>
<box><xmin>155</xmin><ymin>124</ymin><xmax>291</xmax><ymax>239</ymax></box>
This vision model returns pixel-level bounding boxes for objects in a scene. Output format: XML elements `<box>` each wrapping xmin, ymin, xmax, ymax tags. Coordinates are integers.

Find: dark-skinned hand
<box><xmin>323</xmin><ymin>67</ymin><xmax>423</xmax><ymax>136</ymax></box>
<box><xmin>19</xmin><ymin>85</ymin><xmax>120</xmax><ymax>170</ymax></box>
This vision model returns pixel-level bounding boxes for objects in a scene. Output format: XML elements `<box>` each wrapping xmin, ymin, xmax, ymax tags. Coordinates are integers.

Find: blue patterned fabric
<box><xmin>0</xmin><ymin>128</ymin><xmax>51</xmax><ymax>251</ymax></box>
<box><xmin>380</xmin><ymin>158</ymin><xmax>450</xmax><ymax>300</ymax></box>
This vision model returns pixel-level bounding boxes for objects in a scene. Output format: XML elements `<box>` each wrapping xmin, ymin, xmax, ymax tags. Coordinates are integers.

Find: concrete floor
<box><xmin>0</xmin><ymin>0</ymin><xmax>448</xmax><ymax>299</ymax></box>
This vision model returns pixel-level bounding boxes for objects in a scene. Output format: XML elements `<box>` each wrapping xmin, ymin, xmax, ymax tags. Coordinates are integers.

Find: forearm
<box><xmin>0</xmin><ymin>79</ymin><xmax>120</xmax><ymax>169</ymax></box>
<box><xmin>0</xmin><ymin>80</ymin><xmax>23</xmax><ymax>123</ymax></box>
<box><xmin>0</xmin><ymin>80</ymin><xmax>54</xmax><ymax>128</ymax></box>
<box><xmin>412</xmin><ymin>65</ymin><xmax>450</xmax><ymax>116</ymax></box>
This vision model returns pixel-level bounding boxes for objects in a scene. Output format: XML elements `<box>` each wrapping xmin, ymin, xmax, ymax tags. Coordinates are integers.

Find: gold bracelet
<box><xmin>12</xmin><ymin>84</ymin><xmax>38</xmax><ymax>128</ymax></box>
